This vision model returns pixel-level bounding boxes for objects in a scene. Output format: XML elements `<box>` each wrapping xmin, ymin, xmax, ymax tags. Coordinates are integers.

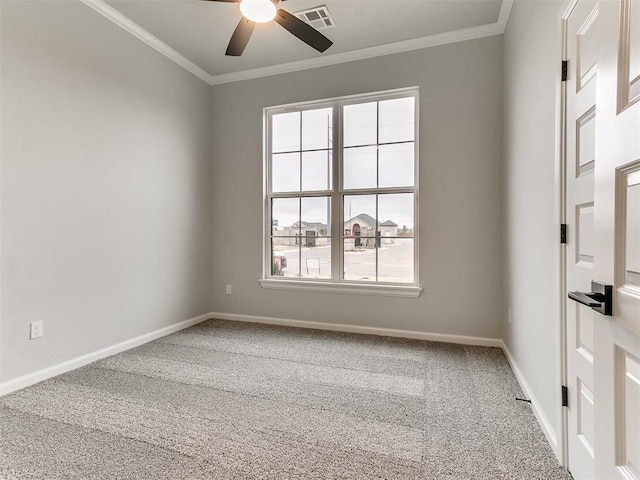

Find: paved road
<box><xmin>274</xmin><ymin>240</ymin><xmax>413</xmax><ymax>282</ymax></box>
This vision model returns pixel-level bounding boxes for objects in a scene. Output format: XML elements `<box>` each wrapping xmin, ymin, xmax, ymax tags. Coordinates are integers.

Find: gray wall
<box><xmin>0</xmin><ymin>1</ymin><xmax>212</xmax><ymax>382</ymax></box>
<box><xmin>503</xmin><ymin>0</ymin><xmax>564</xmax><ymax>445</ymax></box>
<box><xmin>210</xmin><ymin>36</ymin><xmax>504</xmax><ymax>338</ymax></box>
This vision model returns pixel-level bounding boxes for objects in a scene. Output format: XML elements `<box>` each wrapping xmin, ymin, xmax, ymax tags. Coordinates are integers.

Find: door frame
<box><xmin>556</xmin><ymin>0</ymin><xmax>590</xmax><ymax>470</ymax></box>
<box><xmin>557</xmin><ymin>0</ymin><xmax>579</xmax><ymax>469</ymax></box>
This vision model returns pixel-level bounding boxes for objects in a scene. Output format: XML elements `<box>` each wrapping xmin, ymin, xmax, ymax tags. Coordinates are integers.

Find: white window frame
<box><xmin>260</xmin><ymin>87</ymin><xmax>421</xmax><ymax>298</ymax></box>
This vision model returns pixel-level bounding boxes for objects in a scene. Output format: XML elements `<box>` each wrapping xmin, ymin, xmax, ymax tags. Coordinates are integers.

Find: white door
<box><xmin>565</xmin><ymin>0</ymin><xmax>599</xmax><ymax>477</ymax></box>
<box><xmin>565</xmin><ymin>0</ymin><xmax>640</xmax><ymax>478</ymax></box>
<box><xmin>593</xmin><ymin>0</ymin><xmax>640</xmax><ymax>478</ymax></box>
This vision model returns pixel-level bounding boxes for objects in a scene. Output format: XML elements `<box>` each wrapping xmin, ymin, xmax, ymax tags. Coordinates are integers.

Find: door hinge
<box><xmin>562</xmin><ymin>385</ymin><xmax>568</xmax><ymax>407</ymax></box>
<box><xmin>562</xmin><ymin>60</ymin><xmax>568</xmax><ymax>81</ymax></box>
<box><xmin>561</xmin><ymin>224</ymin><xmax>567</xmax><ymax>244</ymax></box>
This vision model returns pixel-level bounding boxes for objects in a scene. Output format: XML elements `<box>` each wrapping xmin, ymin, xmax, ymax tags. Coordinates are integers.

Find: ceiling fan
<box><xmin>204</xmin><ymin>0</ymin><xmax>333</xmax><ymax>56</ymax></box>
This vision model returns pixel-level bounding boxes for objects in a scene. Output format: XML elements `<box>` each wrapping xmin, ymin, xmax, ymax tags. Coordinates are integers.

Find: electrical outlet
<box><xmin>225</xmin><ymin>284</ymin><xmax>232</xmax><ymax>295</ymax></box>
<box><xmin>30</xmin><ymin>321</ymin><xmax>43</xmax><ymax>339</ymax></box>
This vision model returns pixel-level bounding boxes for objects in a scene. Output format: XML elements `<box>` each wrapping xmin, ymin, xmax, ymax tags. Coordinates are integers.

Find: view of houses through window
<box><xmin>267</xmin><ymin>88</ymin><xmax>417</xmax><ymax>284</ymax></box>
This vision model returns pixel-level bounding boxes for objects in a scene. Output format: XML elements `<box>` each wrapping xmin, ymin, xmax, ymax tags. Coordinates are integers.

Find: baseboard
<box><xmin>1</xmin><ymin>310</ymin><xmax>559</xmax><ymax>460</ymax></box>
<box><xmin>0</xmin><ymin>312</ymin><xmax>213</xmax><ymax>397</ymax></box>
<box><xmin>210</xmin><ymin>312</ymin><xmax>503</xmax><ymax>347</ymax></box>
<box><xmin>501</xmin><ymin>341</ymin><xmax>559</xmax><ymax>457</ymax></box>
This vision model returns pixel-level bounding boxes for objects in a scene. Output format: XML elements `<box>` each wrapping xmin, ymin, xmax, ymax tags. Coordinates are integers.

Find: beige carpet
<box><xmin>0</xmin><ymin>319</ymin><xmax>571</xmax><ymax>479</ymax></box>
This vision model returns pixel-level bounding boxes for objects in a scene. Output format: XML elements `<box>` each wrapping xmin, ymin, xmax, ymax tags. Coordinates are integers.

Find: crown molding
<box><xmin>497</xmin><ymin>0</ymin><xmax>514</xmax><ymax>32</ymax></box>
<box><xmin>80</xmin><ymin>0</ymin><xmax>214</xmax><ymax>84</ymax></box>
<box><xmin>210</xmin><ymin>22</ymin><xmax>503</xmax><ymax>85</ymax></box>
<box><xmin>81</xmin><ymin>0</ymin><xmax>514</xmax><ymax>86</ymax></box>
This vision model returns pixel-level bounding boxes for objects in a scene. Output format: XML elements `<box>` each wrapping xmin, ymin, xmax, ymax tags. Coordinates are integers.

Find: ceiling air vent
<box><xmin>294</xmin><ymin>5</ymin><xmax>335</xmax><ymax>30</ymax></box>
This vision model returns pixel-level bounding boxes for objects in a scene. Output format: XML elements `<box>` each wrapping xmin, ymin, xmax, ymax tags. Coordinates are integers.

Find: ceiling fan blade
<box><xmin>226</xmin><ymin>18</ymin><xmax>255</xmax><ymax>56</ymax></box>
<box><xmin>274</xmin><ymin>9</ymin><xmax>333</xmax><ymax>53</ymax></box>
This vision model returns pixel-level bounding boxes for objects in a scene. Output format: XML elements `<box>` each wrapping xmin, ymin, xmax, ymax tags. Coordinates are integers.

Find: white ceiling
<box><xmin>90</xmin><ymin>0</ymin><xmax>510</xmax><ymax>84</ymax></box>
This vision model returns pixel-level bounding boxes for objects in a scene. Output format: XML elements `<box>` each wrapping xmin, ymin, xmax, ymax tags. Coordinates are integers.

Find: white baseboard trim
<box><xmin>0</xmin><ymin>312</ymin><xmax>213</xmax><ymax>397</ymax></box>
<box><xmin>1</xmin><ymin>310</ymin><xmax>559</xmax><ymax>461</ymax></box>
<box><xmin>210</xmin><ymin>312</ymin><xmax>503</xmax><ymax>347</ymax></box>
<box><xmin>501</xmin><ymin>341</ymin><xmax>559</xmax><ymax>457</ymax></box>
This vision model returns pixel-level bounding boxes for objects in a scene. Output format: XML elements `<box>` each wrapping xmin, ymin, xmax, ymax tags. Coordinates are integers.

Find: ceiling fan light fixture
<box><xmin>239</xmin><ymin>0</ymin><xmax>277</xmax><ymax>23</ymax></box>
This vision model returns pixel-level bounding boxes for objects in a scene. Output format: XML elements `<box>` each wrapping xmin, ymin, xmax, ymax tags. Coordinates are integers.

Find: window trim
<box><xmin>263</xmin><ymin>87</ymin><xmax>420</xmax><ymax>296</ymax></box>
<box><xmin>258</xmin><ymin>278</ymin><xmax>422</xmax><ymax>298</ymax></box>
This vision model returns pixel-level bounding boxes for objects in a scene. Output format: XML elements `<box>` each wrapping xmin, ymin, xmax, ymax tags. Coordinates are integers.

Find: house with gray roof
<box><xmin>343</xmin><ymin>214</ymin><xmax>398</xmax><ymax>247</ymax></box>
<box><xmin>280</xmin><ymin>220</ymin><xmax>329</xmax><ymax>247</ymax></box>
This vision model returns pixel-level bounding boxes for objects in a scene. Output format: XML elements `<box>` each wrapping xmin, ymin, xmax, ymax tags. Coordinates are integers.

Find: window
<box><xmin>263</xmin><ymin>88</ymin><xmax>419</xmax><ymax>296</ymax></box>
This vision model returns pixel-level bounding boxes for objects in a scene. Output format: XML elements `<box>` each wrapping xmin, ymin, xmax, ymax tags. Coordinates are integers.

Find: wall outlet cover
<box><xmin>30</xmin><ymin>321</ymin><xmax>43</xmax><ymax>339</ymax></box>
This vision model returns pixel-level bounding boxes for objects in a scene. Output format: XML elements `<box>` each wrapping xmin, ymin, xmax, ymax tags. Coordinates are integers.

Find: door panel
<box><xmin>625</xmin><ymin>171</ymin><xmax>640</xmax><ymax>288</ymax></box>
<box><xmin>576</xmin><ymin>305</ymin><xmax>595</xmax><ymax>361</ymax></box>
<box><xmin>577</xmin><ymin>4</ymin><xmax>599</xmax><ymax>90</ymax></box>
<box><xmin>617</xmin><ymin>347</ymin><xmax>640</xmax><ymax>479</ymax></box>
<box><xmin>577</xmin><ymin>203</ymin><xmax>596</xmax><ymax>264</ymax></box>
<box><xmin>577</xmin><ymin>107</ymin><xmax>596</xmax><ymax>176</ymax></box>
<box><xmin>617</xmin><ymin>164</ymin><xmax>640</xmax><ymax>336</ymax></box>
<box><xmin>620</xmin><ymin>0</ymin><xmax>640</xmax><ymax>105</ymax></box>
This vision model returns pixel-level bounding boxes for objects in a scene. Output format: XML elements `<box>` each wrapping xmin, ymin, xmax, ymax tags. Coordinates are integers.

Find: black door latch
<box><xmin>568</xmin><ymin>281</ymin><xmax>613</xmax><ymax>316</ymax></box>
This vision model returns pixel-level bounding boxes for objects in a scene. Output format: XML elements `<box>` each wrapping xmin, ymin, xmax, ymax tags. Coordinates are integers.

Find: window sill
<box><xmin>258</xmin><ymin>279</ymin><xmax>422</xmax><ymax>298</ymax></box>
